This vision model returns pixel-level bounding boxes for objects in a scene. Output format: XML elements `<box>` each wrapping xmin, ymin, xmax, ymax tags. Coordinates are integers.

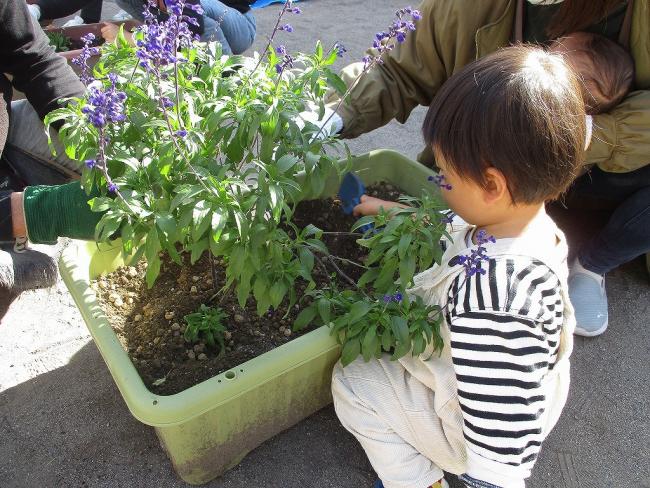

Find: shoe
<box><xmin>374</xmin><ymin>479</ymin><xmax>448</xmax><ymax>488</ymax></box>
<box><xmin>62</xmin><ymin>15</ymin><xmax>85</xmax><ymax>27</ymax></box>
<box><xmin>112</xmin><ymin>9</ymin><xmax>133</xmax><ymax>21</ymax></box>
<box><xmin>568</xmin><ymin>258</ymin><xmax>608</xmax><ymax>337</ymax></box>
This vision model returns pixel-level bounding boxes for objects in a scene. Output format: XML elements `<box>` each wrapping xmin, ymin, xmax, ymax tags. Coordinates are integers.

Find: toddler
<box><xmin>332</xmin><ymin>45</ymin><xmax>586</xmax><ymax>488</ymax></box>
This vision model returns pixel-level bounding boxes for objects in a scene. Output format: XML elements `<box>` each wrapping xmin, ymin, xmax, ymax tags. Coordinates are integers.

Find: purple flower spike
<box><xmin>107</xmin><ymin>182</ymin><xmax>119</xmax><ymax>193</ymax></box>
<box><xmin>291</xmin><ymin>7</ymin><xmax>301</xmax><ymax>14</ymax></box>
<box><xmin>428</xmin><ymin>174</ymin><xmax>452</xmax><ymax>191</ymax></box>
<box><xmin>281</xmin><ymin>24</ymin><xmax>293</xmax><ymax>32</ymax></box>
<box><xmin>84</xmin><ymin>159</ymin><xmax>96</xmax><ymax>169</ymax></box>
<box><xmin>453</xmin><ymin>230</ymin><xmax>496</xmax><ymax>277</ymax></box>
<box><xmin>276</xmin><ymin>44</ymin><xmax>287</xmax><ymax>55</ymax></box>
<box><xmin>335</xmin><ymin>42</ymin><xmax>347</xmax><ymax>57</ymax></box>
<box><xmin>393</xmin><ymin>292</ymin><xmax>403</xmax><ymax>302</ymax></box>
<box><xmin>175</xmin><ymin>129</ymin><xmax>188</xmax><ymax>137</ymax></box>
<box><xmin>382</xmin><ymin>295</ymin><xmax>392</xmax><ymax>303</ymax></box>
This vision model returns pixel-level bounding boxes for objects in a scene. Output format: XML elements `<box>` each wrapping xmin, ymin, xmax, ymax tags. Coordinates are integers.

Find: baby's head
<box><xmin>423</xmin><ymin>45</ymin><xmax>585</xmax><ymax>227</ymax></box>
<box><xmin>549</xmin><ymin>32</ymin><xmax>634</xmax><ymax>115</ymax></box>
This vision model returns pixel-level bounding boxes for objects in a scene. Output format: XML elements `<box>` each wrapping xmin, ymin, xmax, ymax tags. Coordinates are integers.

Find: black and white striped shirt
<box><xmin>447</xmin><ymin>256</ymin><xmax>564</xmax><ymax>483</ymax></box>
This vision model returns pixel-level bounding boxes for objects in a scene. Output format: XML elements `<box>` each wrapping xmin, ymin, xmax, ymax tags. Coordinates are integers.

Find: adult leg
<box><xmin>80</xmin><ymin>0</ymin><xmax>103</xmax><ymax>23</ymax></box>
<box><xmin>115</xmin><ymin>0</ymin><xmax>147</xmax><ymax>22</ymax></box>
<box><xmin>567</xmin><ymin>164</ymin><xmax>650</xmax><ymax>336</ymax></box>
<box><xmin>4</xmin><ymin>100</ymin><xmax>79</xmax><ymax>186</ymax></box>
<box><xmin>332</xmin><ymin>359</ymin><xmax>465</xmax><ymax>488</ymax></box>
<box><xmin>199</xmin><ymin>0</ymin><xmax>256</xmax><ymax>53</ymax></box>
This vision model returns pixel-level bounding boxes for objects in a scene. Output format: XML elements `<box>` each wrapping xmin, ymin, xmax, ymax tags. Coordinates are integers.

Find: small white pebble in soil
<box><xmin>171</xmin><ymin>323</ymin><xmax>180</xmax><ymax>331</ymax></box>
<box><xmin>113</xmin><ymin>297</ymin><xmax>124</xmax><ymax>307</ymax></box>
<box><xmin>126</xmin><ymin>297</ymin><xmax>134</xmax><ymax>305</ymax></box>
<box><xmin>284</xmin><ymin>328</ymin><xmax>292</xmax><ymax>337</ymax></box>
<box><xmin>197</xmin><ymin>353</ymin><xmax>207</xmax><ymax>361</ymax></box>
<box><xmin>134</xmin><ymin>314</ymin><xmax>143</xmax><ymax>322</ymax></box>
<box><xmin>164</xmin><ymin>311</ymin><xmax>175</xmax><ymax>320</ymax></box>
<box><xmin>187</xmin><ymin>350</ymin><xmax>196</xmax><ymax>360</ymax></box>
<box><xmin>153</xmin><ymin>337</ymin><xmax>161</xmax><ymax>345</ymax></box>
<box><xmin>193</xmin><ymin>343</ymin><xmax>205</xmax><ymax>353</ymax></box>
<box><xmin>98</xmin><ymin>281</ymin><xmax>108</xmax><ymax>290</ymax></box>
<box><xmin>127</xmin><ymin>267</ymin><xmax>138</xmax><ymax>277</ymax></box>
<box><xmin>228</xmin><ymin>340</ymin><xmax>234</xmax><ymax>347</ymax></box>
<box><xmin>279</xmin><ymin>326</ymin><xmax>286</xmax><ymax>333</ymax></box>
<box><xmin>206</xmin><ymin>279</ymin><xmax>213</xmax><ymax>286</ymax></box>
<box><xmin>190</xmin><ymin>286</ymin><xmax>198</xmax><ymax>293</ymax></box>
<box><xmin>192</xmin><ymin>275</ymin><xmax>200</xmax><ymax>282</ymax></box>
<box><xmin>234</xmin><ymin>314</ymin><xmax>245</xmax><ymax>323</ymax></box>
<box><xmin>224</xmin><ymin>330</ymin><xmax>232</xmax><ymax>340</ymax></box>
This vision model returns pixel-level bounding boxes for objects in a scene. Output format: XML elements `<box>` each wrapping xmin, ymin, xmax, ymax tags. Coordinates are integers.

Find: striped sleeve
<box><xmin>447</xmin><ymin>258</ymin><xmax>563</xmax><ymax>487</ymax></box>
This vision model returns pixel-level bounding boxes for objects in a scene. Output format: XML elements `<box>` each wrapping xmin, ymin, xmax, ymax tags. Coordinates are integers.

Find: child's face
<box><xmin>434</xmin><ymin>150</ymin><xmax>497</xmax><ymax>227</ymax></box>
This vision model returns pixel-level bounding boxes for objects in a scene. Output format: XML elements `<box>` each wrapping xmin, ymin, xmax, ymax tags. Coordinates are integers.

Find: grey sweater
<box><xmin>0</xmin><ymin>0</ymin><xmax>84</xmax><ymax>157</ymax></box>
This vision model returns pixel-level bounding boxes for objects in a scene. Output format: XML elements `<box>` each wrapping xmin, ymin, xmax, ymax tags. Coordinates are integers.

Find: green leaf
<box><xmin>326</xmin><ymin>70</ymin><xmax>348</xmax><ymax>96</ymax></box>
<box><xmin>362</xmin><ymin>325</ymin><xmax>378</xmax><ymax>362</ymax></box>
<box><xmin>299</xmin><ymin>247</ymin><xmax>314</xmax><ymax>273</ymax></box>
<box><xmin>317</xmin><ymin>298</ymin><xmax>331</xmax><ymax>323</ymax></box>
<box><xmin>269</xmin><ymin>281</ymin><xmax>288</xmax><ymax>309</ymax></box>
<box><xmin>341</xmin><ymin>338</ymin><xmax>361</xmax><ymax>367</ymax></box>
<box><xmin>399</xmin><ymin>254</ymin><xmax>417</xmax><ymax>287</ymax></box>
<box><xmin>294</xmin><ymin>306</ymin><xmax>317</xmax><ymax>331</ymax></box>
<box><xmin>347</xmin><ymin>301</ymin><xmax>370</xmax><ymax>324</ymax></box>
<box><xmin>156</xmin><ymin>212</ymin><xmax>176</xmax><ymax>240</ymax></box>
<box><xmin>145</xmin><ymin>254</ymin><xmax>161</xmax><ymax>288</ymax></box>
<box><xmin>211</xmin><ymin>210</ymin><xmax>226</xmax><ymax>242</ymax></box>
<box><xmin>276</xmin><ymin>154</ymin><xmax>299</xmax><ymax>173</ymax></box>
<box><xmin>390</xmin><ymin>316</ymin><xmax>409</xmax><ymax>345</ymax></box>
<box><xmin>398</xmin><ymin>234</ymin><xmax>413</xmax><ymax>259</ymax></box>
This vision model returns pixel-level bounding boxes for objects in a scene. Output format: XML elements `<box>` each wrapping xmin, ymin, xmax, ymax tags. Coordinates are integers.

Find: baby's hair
<box><xmin>567</xmin><ymin>32</ymin><xmax>634</xmax><ymax>114</ymax></box>
<box><xmin>422</xmin><ymin>45</ymin><xmax>586</xmax><ymax>205</ymax></box>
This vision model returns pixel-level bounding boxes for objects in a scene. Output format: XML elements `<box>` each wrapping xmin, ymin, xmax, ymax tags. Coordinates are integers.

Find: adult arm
<box><xmin>328</xmin><ymin>0</ymin><xmax>490</xmax><ymax>138</ymax></box>
<box><xmin>0</xmin><ymin>0</ymin><xmax>84</xmax><ymax>120</ymax></box>
<box><xmin>11</xmin><ymin>182</ymin><xmax>103</xmax><ymax>244</ymax></box>
<box><xmin>588</xmin><ymin>90</ymin><xmax>650</xmax><ymax>172</ymax></box>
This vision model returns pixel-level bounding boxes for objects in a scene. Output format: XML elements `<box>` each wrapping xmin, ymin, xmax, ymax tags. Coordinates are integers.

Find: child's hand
<box><xmin>352</xmin><ymin>195</ymin><xmax>404</xmax><ymax>216</ymax></box>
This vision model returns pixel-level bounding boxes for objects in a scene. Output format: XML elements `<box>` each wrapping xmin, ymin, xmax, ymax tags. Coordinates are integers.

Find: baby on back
<box><xmin>550</xmin><ymin>31</ymin><xmax>634</xmax><ymax>114</ymax></box>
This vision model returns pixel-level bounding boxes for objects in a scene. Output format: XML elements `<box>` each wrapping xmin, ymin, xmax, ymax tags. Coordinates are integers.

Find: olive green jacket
<box><xmin>331</xmin><ymin>0</ymin><xmax>650</xmax><ymax>173</ymax></box>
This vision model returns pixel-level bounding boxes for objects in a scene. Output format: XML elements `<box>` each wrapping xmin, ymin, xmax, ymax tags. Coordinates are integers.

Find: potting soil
<box><xmin>90</xmin><ymin>183</ymin><xmax>403</xmax><ymax>395</ymax></box>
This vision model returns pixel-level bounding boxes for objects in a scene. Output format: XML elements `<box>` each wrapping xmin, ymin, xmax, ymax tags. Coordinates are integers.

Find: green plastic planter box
<box><xmin>59</xmin><ymin>149</ymin><xmax>436</xmax><ymax>485</ymax></box>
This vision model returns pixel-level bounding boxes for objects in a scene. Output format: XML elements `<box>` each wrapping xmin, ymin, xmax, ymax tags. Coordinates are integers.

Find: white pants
<box><xmin>331</xmin><ymin>358</ymin><xmax>467</xmax><ymax>488</ymax></box>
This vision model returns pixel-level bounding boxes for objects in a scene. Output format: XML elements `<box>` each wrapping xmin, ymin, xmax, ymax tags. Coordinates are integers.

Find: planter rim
<box><xmin>59</xmin><ymin>149</ymin><xmax>437</xmax><ymax>427</ymax></box>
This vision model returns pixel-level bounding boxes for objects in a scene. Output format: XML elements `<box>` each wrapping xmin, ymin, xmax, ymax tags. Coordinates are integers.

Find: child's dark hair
<box><xmin>422</xmin><ymin>45</ymin><xmax>586</xmax><ymax>205</ymax></box>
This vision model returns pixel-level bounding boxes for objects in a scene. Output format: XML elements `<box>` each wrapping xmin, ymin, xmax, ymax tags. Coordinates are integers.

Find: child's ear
<box><xmin>482</xmin><ymin>167</ymin><xmax>509</xmax><ymax>204</ymax></box>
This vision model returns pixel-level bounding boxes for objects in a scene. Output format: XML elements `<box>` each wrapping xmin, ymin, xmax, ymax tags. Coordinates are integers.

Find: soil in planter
<box><xmin>91</xmin><ymin>183</ymin><xmax>403</xmax><ymax>395</ymax></box>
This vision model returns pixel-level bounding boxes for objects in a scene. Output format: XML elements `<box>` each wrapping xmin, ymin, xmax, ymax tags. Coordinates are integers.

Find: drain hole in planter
<box><xmin>153</xmin><ymin>400</ymin><xmax>158</xmax><ymax>405</ymax></box>
<box><xmin>240</xmin><ymin>369</ymin><xmax>244</xmax><ymax>373</ymax></box>
<box><xmin>225</xmin><ymin>371</ymin><xmax>236</xmax><ymax>380</ymax></box>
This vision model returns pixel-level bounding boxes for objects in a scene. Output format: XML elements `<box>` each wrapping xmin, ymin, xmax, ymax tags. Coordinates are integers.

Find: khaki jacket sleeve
<box><xmin>329</xmin><ymin>0</ymin><xmax>476</xmax><ymax>138</ymax></box>
<box><xmin>588</xmin><ymin>90</ymin><xmax>650</xmax><ymax>173</ymax></box>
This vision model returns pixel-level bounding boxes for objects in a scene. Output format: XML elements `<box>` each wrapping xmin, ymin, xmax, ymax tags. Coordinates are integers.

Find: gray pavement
<box><xmin>1</xmin><ymin>1</ymin><xmax>649</xmax><ymax>487</ymax></box>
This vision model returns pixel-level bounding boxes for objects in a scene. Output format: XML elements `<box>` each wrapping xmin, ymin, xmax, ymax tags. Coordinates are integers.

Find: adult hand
<box><xmin>296</xmin><ymin>105</ymin><xmax>343</xmax><ymax>140</ymax></box>
<box><xmin>100</xmin><ymin>22</ymin><xmax>120</xmax><ymax>43</ymax></box>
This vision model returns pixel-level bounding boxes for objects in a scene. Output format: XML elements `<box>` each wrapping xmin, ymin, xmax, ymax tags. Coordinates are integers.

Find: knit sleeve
<box><xmin>447</xmin><ymin>258</ymin><xmax>564</xmax><ymax>487</ymax></box>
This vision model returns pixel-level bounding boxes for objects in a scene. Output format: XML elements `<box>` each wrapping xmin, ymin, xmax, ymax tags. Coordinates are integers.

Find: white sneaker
<box><xmin>568</xmin><ymin>258</ymin><xmax>609</xmax><ymax>337</ymax></box>
<box><xmin>62</xmin><ymin>15</ymin><xmax>85</xmax><ymax>27</ymax></box>
<box><xmin>112</xmin><ymin>9</ymin><xmax>133</xmax><ymax>21</ymax></box>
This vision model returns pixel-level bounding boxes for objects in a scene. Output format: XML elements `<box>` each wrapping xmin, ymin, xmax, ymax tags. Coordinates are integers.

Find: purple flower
<box><xmin>84</xmin><ymin>159</ymin><xmax>96</xmax><ymax>169</ymax></box>
<box><xmin>175</xmin><ymin>129</ymin><xmax>188</xmax><ymax>137</ymax></box>
<box><xmin>291</xmin><ymin>7</ymin><xmax>301</xmax><ymax>14</ymax></box>
<box><xmin>82</xmin><ymin>73</ymin><xmax>127</xmax><ymax>129</ymax></box>
<box><xmin>275</xmin><ymin>44</ymin><xmax>287</xmax><ymax>55</ymax></box>
<box><xmin>274</xmin><ymin>54</ymin><xmax>295</xmax><ymax>75</ymax></box>
<box><xmin>453</xmin><ymin>231</ymin><xmax>496</xmax><ymax>277</ymax></box>
<box><xmin>161</xmin><ymin>96</ymin><xmax>174</xmax><ymax>108</ymax></box>
<box><xmin>393</xmin><ymin>293</ymin><xmax>403</xmax><ymax>302</ymax></box>
<box><xmin>427</xmin><ymin>174</ymin><xmax>452</xmax><ymax>191</ymax></box>
<box><xmin>382</xmin><ymin>295</ymin><xmax>392</xmax><ymax>303</ymax></box>
<box><xmin>335</xmin><ymin>42</ymin><xmax>347</xmax><ymax>57</ymax></box>
<box><xmin>362</xmin><ymin>7</ymin><xmax>419</xmax><ymax>68</ymax></box>
<box><xmin>107</xmin><ymin>182</ymin><xmax>119</xmax><ymax>193</ymax></box>
<box><xmin>280</xmin><ymin>24</ymin><xmax>293</xmax><ymax>33</ymax></box>
<box><xmin>72</xmin><ymin>34</ymin><xmax>100</xmax><ymax>85</ymax></box>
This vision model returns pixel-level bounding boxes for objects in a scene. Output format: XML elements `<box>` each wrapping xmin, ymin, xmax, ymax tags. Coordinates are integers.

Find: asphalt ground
<box><xmin>1</xmin><ymin>1</ymin><xmax>648</xmax><ymax>487</ymax></box>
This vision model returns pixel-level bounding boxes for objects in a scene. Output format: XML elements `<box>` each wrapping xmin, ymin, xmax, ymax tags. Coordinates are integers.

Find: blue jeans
<box><xmin>116</xmin><ymin>0</ymin><xmax>256</xmax><ymax>53</ymax></box>
<box><xmin>570</xmin><ymin>165</ymin><xmax>650</xmax><ymax>275</ymax></box>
